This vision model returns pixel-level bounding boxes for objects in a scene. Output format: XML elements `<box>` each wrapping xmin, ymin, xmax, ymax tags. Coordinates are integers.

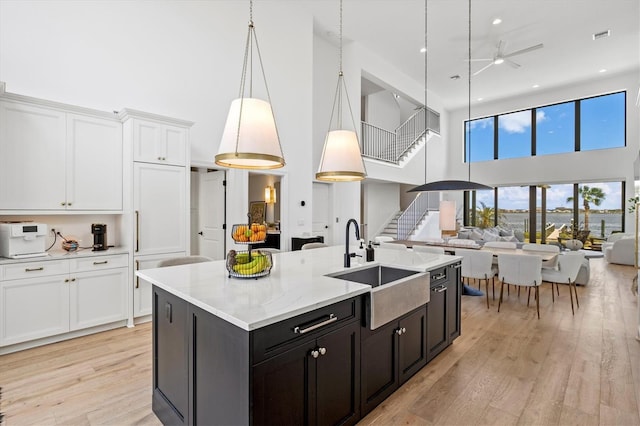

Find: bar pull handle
<box><xmin>93</xmin><ymin>260</ymin><xmax>108</xmax><ymax>265</ymax></box>
<box><xmin>432</xmin><ymin>285</ymin><xmax>447</xmax><ymax>293</ymax></box>
<box><xmin>135</xmin><ymin>210</ymin><xmax>140</xmax><ymax>253</ymax></box>
<box><xmin>25</xmin><ymin>267</ymin><xmax>44</xmax><ymax>272</ymax></box>
<box><xmin>135</xmin><ymin>260</ymin><xmax>140</xmax><ymax>288</ymax></box>
<box><xmin>293</xmin><ymin>314</ymin><xmax>337</xmax><ymax>334</ymax></box>
<box><xmin>165</xmin><ymin>302</ymin><xmax>172</xmax><ymax>323</ymax></box>
<box><xmin>431</xmin><ymin>273</ymin><xmax>446</xmax><ymax>280</ymax></box>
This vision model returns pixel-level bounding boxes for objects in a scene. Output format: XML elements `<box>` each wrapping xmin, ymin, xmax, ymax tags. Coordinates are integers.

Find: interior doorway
<box><xmin>312</xmin><ymin>182</ymin><xmax>332</xmax><ymax>245</ymax></box>
<box><xmin>190</xmin><ymin>169</ymin><xmax>226</xmax><ymax>260</ymax></box>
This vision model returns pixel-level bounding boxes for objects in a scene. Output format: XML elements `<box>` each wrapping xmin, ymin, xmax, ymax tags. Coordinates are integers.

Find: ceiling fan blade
<box><xmin>473</xmin><ymin>62</ymin><xmax>494</xmax><ymax>76</ymax></box>
<box><xmin>503</xmin><ymin>43</ymin><xmax>544</xmax><ymax>59</ymax></box>
<box><xmin>464</xmin><ymin>58</ymin><xmax>493</xmax><ymax>62</ymax></box>
<box><xmin>505</xmin><ymin>58</ymin><xmax>521</xmax><ymax>69</ymax></box>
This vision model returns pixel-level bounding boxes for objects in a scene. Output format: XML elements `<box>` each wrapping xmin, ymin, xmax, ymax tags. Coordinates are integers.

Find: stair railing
<box><xmin>397</xmin><ymin>192</ymin><xmax>439</xmax><ymax>240</ymax></box>
<box><xmin>361</xmin><ymin>106</ymin><xmax>434</xmax><ymax>164</ymax></box>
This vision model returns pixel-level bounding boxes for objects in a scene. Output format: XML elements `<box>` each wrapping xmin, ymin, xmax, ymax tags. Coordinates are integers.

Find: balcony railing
<box><xmin>397</xmin><ymin>192</ymin><xmax>440</xmax><ymax>240</ymax></box>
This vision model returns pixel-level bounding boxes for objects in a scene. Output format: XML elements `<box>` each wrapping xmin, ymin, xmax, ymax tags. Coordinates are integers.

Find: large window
<box><xmin>465</xmin><ymin>91</ymin><xmax>625</xmax><ymax>162</ymax></box>
<box><xmin>580</xmin><ymin>92</ymin><xmax>626</xmax><ymax>151</ymax></box>
<box><xmin>498</xmin><ymin>110</ymin><xmax>531</xmax><ymax>159</ymax></box>
<box><xmin>537</xmin><ymin>102</ymin><xmax>575</xmax><ymax>156</ymax></box>
<box><xmin>465</xmin><ymin>117</ymin><xmax>494</xmax><ymax>162</ymax></box>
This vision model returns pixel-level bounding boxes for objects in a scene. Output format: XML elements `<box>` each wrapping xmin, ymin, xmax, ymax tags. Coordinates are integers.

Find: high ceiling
<box><xmin>297</xmin><ymin>0</ymin><xmax>640</xmax><ymax>110</ymax></box>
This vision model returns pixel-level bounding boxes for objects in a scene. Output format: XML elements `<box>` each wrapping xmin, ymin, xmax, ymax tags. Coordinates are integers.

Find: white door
<box><xmin>312</xmin><ymin>182</ymin><xmax>331</xmax><ymax>245</ymax></box>
<box><xmin>198</xmin><ymin>171</ymin><xmax>226</xmax><ymax>260</ymax></box>
<box><xmin>133</xmin><ymin>163</ymin><xmax>186</xmax><ymax>256</ymax></box>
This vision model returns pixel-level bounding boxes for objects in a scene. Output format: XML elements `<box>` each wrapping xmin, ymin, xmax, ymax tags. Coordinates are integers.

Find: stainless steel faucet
<box><xmin>344</xmin><ymin>218</ymin><xmax>360</xmax><ymax>267</ymax></box>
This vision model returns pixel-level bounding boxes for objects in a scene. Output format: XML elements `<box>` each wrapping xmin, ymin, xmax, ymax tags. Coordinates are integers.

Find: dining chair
<box><xmin>412</xmin><ymin>245</ymin><xmax>445</xmax><ymax>255</ymax></box>
<box><xmin>301</xmin><ymin>242</ymin><xmax>328</xmax><ymax>250</ymax></box>
<box><xmin>457</xmin><ymin>248</ymin><xmax>498</xmax><ymax>308</ymax></box>
<box><xmin>522</xmin><ymin>243</ymin><xmax>560</xmax><ymax>270</ymax></box>
<box><xmin>380</xmin><ymin>242</ymin><xmax>408</xmax><ymax>250</ymax></box>
<box><xmin>541</xmin><ymin>252</ymin><xmax>584</xmax><ymax>314</ymax></box>
<box><xmin>157</xmin><ymin>255</ymin><xmax>213</xmax><ymax>267</ymax></box>
<box><xmin>497</xmin><ymin>253</ymin><xmax>543</xmax><ymax>319</ymax></box>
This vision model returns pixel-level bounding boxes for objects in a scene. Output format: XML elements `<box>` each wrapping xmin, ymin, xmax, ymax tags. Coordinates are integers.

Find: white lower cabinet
<box><xmin>133</xmin><ymin>252</ymin><xmax>185</xmax><ymax>318</ymax></box>
<box><xmin>0</xmin><ymin>254</ymin><xmax>128</xmax><ymax>347</ymax></box>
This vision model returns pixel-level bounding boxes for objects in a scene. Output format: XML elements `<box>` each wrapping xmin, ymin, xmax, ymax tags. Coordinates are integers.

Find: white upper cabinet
<box><xmin>0</xmin><ymin>97</ymin><xmax>123</xmax><ymax>211</ymax></box>
<box><xmin>66</xmin><ymin>113</ymin><xmax>123</xmax><ymax>211</ymax></box>
<box><xmin>0</xmin><ymin>101</ymin><xmax>67</xmax><ymax>210</ymax></box>
<box><xmin>132</xmin><ymin>118</ymin><xmax>187</xmax><ymax>166</ymax></box>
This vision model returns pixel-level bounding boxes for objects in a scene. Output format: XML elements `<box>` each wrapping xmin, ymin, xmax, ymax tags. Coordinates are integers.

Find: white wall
<box><xmin>0</xmin><ymin>0</ymin><xmax>314</xmax><ymax>248</ymax></box>
<box><xmin>362</xmin><ymin>182</ymin><xmax>400</xmax><ymax>240</ymax></box>
<box><xmin>366</xmin><ymin>91</ymin><xmax>400</xmax><ymax>131</ymax></box>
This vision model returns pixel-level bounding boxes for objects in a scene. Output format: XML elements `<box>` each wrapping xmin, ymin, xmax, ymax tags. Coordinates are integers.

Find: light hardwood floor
<box><xmin>1</xmin><ymin>258</ymin><xmax>638</xmax><ymax>425</ymax></box>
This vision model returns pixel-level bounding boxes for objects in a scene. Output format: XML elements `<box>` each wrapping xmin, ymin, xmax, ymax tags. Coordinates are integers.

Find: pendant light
<box><xmin>315</xmin><ymin>0</ymin><xmax>366</xmax><ymax>182</ymax></box>
<box><xmin>215</xmin><ymin>0</ymin><xmax>285</xmax><ymax>170</ymax></box>
<box><xmin>409</xmin><ymin>0</ymin><xmax>491</xmax><ymax>192</ymax></box>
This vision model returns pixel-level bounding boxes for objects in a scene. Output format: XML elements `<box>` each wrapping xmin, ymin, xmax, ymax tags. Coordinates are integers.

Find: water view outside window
<box><xmin>545</xmin><ymin>183</ymin><xmax>574</xmax><ymax>241</ymax></box>
<box><xmin>465</xmin><ymin>117</ymin><xmax>494</xmax><ymax>162</ymax></box>
<box><xmin>536</xmin><ymin>102</ymin><xmax>575</xmax><ymax>155</ymax></box>
<box><xmin>497</xmin><ymin>186</ymin><xmax>530</xmax><ymax>234</ymax></box>
<box><xmin>572</xmin><ymin>181</ymin><xmax>623</xmax><ymax>237</ymax></box>
<box><xmin>498</xmin><ymin>110</ymin><xmax>531</xmax><ymax>159</ymax></box>
<box><xmin>471</xmin><ymin>189</ymin><xmax>495</xmax><ymax>228</ymax></box>
<box><xmin>580</xmin><ymin>92</ymin><xmax>626</xmax><ymax>151</ymax></box>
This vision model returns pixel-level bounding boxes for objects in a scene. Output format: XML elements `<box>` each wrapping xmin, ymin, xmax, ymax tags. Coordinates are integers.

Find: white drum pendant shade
<box><xmin>215</xmin><ymin>98</ymin><xmax>285</xmax><ymax>169</ymax></box>
<box><xmin>316</xmin><ymin>130</ymin><xmax>366</xmax><ymax>181</ymax></box>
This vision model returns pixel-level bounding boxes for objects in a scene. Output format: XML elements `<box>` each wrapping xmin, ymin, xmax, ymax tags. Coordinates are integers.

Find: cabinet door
<box><xmin>252</xmin><ymin>341</ymin><xmax>311</xmax><ymax>426</ymax></box>
<box><xmin>398</xmin><ymin>305</ymin><xmax>427</xmax><ymax>384</ymax></box>
<box><xmin>0</xmin><ymin>275</ymin><xmax>69</xmax><ymax>346</ymax></box>
<box><xmin>66</xmin><ymin>114</ymin><xmax>122</xmax><ymax>210</ymax></box>
<box><xmin>427</xmin><ymin>284</ymin><xmax>449</xmax><ymax>362</ymax></box>
<box><xmin>133</xmin><ymin>119</ymin><xmax>186</xmax><ymax>166</ymax></box>
<box><xmin>316</xmin><ymin>321</ymin><xmax>361</xmax><ymax>426</ymax></box>
<box><xmin>0</xmin><ymin>101</ymin><xmax>66</xmax><ymax>210</ymax></box>
<box><xmin>447</xmin><ymin>264</ymin><xmax>462</xmax><ymax>341</ymax></box>
<box><xmin>69</xmin><ymin>268</ymin><xmax>127</xmax><ymax>331</ymax></box>
<box><xmin>134</xmin><ymin>253</ymin><xmax>185</xmax><ymax>318</ymax></box>
<box><xmin>360</xmin><ymin>320</ymin><xmax>398</xmax><ymax>416</ymax></box>
<box><xmin>153</xmin><ymin>287</ymin><xmax>189</xmax><ymax>425</ymax></box>
<box><xmin>134</xmin><ymin>163</ymin><xmax>186</xmax><ymax>255</ymax></box>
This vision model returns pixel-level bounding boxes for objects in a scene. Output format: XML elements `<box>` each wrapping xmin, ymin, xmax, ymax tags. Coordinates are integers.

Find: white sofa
<box><xmin>604</xmin><ymin>237</ymin><xmax>635</xmax><ymax>266</ymax></box>
<box><xmin>601</xmin><ymin>233</ymin><xmax>634</xmax><ymax>253</ymax></box>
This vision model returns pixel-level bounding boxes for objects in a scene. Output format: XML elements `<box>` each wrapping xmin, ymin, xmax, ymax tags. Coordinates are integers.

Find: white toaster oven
<box><xmin>0</xmin><ymin>222</ymin><xmax>48</xmax><ymax>259</ymax></box>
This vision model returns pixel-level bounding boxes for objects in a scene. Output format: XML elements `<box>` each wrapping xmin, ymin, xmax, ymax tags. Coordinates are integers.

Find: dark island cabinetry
<box><xmin>360</xmin><ymin>305</ymin><xmax>427</xmax><ymax>416</ymax></box>
<box><xmin>426</xmin><ymin>262</ymin><xmax>461</xmax><ymax>362</ymax></box>
<box><xmin>153</xmin><ymin>285</ymin><xmax>361</xmax><ymax>425</ymax></box>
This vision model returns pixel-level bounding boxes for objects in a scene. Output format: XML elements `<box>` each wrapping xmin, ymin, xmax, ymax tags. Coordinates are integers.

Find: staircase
<box><xmin>377</xmin><ymin>211</ymin><xmax>402</xmax><ymax>240</ymax></box>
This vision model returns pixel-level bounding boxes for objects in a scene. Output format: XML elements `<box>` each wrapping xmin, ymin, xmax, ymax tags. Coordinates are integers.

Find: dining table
<box><xmin>480</xmin><ymin>246</ymin><xmax>558</xmax><ymax>262</ymax></box>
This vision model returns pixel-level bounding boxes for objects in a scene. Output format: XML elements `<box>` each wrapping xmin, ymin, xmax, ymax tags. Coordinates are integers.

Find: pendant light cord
<box><xmin>424</xmin><ymin>0</ymin><xmax>428</xmax><ymax>185</ymax></box>
<box><xmin>468</xmin><ymin>0</ymin><xmax>472</xmax><ymax>182</ymax></box>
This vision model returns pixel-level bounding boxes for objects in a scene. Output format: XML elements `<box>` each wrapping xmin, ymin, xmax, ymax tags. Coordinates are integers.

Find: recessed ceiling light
<box><xmin>532</xmin><ymin>84</ymin><xmax>540</xmax><ymax>88</ymax></box>
<box><xmin>593</xmin><ymin>30</ymin><xmax>611</xmax><ymax>40</ymax></box>
<box><xmin>492</xmin><ymin>18</ymin><xmax>502</xmax><ymax>25</ymax></box>
<box><xmin>420</xmin><ymin>47</ymin><xmax>426</xmax><ymax>53</ymax></box>
<box><xmin>477</xmin><ymin>97</ymin><xmax>484</xmax><ymax>101</ymax></box>
<box><xmin>599</xmin><ymin>69</ymin><xmax>607</xmax><ymax>73</ymax></box>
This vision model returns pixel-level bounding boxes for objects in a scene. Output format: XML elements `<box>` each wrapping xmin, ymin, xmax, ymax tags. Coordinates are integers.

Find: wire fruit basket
<box><xmin>226</xmin><ymin>250</ymin><xmax>273</xmax><ymax>279</ymax></box>
<box><xmin>231</xmin><ymin>223</ymin><xmax>267</xmax><ymax>244</ymax></box>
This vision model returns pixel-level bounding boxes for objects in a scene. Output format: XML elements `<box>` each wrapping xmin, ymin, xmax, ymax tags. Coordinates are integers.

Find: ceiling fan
<box><xmin>468</xmin><ymin>40</ymin><xmax>544</xmax><ymax>76</ymax></box>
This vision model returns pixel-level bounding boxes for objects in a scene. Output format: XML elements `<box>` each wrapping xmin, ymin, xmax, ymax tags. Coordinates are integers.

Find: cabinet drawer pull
<box><xmin>60</xmin><ymin>202</ymin><xmax>66</xmax><ymax>206</ymax></box>
<box><xmin>93</xmin><ymin>260</ymin><xmax>108</xmax><ymax>265</ymax></box>
<box><xmin>293</xmin><ymin>314</ymin><xmax>337</xmax><ymax>334</ymax></box>
<box><xmin>319</xmin><ymin>347</ymin><xmax>327</xmax><ymax>356</ymax></box>
<box><xmin>452</xmin><ymin>263</ymin><xmax>462</xmax><ymax>269</ymax></box>
<box><xmin>431</xmin><ymin>273</ymin><xmax>446</xmax><ymax>280</ymax></box>
<box><xmin>25</xmin><ymin>267</ymin><xmax>44</xmax><ymax>272</ymax></box>
<box><xmin>310</xmin><ymin>349</ymin><xmax>319</xmax><ymax>358</ymax></box>
<box><xmin>432</xmin><ymin>285</ymin><xmax>447</xmax><ymax>293</ymax></box>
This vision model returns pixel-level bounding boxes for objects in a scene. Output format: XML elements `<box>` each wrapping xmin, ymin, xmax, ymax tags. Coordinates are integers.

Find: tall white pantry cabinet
<box><xmin>0</xmin><ymin>83</ymin><xmax>192</xmax><ymax>352</ymax></box>
<box><xmin>120</xmin><ymin>109</ymin><xmax>192</xmax><ymax>320</ymax></box>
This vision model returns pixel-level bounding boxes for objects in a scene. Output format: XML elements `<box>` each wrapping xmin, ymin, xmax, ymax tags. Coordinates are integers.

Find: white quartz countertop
<box><xmin>0</xmin><ymin>247</ymin><xmax>129</xmax><ymax>265</ymax></box>
<box><xmin>137</xmin><ymin>245</ymin><xmax>460</xmax><ymax>331</ymax></box>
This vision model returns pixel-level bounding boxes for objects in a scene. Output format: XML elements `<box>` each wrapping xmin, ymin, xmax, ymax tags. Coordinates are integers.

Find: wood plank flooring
<box><xmin>1</xmin><ymin>258</ymin><xmax>638</xmax><ymax>425</ymax></box>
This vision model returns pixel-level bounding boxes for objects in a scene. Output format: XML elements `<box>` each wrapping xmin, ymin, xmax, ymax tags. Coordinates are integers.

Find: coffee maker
<box><xmin>91</xmin><ymin>224</ymin><xmax>107</xmax><ymax>251</ymax></box>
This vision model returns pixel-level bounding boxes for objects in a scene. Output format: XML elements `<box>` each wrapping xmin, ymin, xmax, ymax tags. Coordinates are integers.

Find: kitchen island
<box><xmin>137</xmin><ymin>245</ymin><xmax>461</xmax><ymax>425</ymax></box>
